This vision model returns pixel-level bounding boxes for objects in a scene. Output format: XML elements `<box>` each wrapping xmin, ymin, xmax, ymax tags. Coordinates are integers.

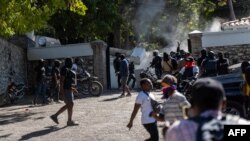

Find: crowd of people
<box><xmin>32</xmin><ymin>48</ymin><xmax>250</xmax><ymax>139</ymax></box>
<box><xmin>126</xmin><ymin>48</ymin><xmax>250</xmax><ymax>141</ymax></box>
<box><xmin>150</xmin><ymin>48</ymin><xmax>230</xmax><ymax>81</ymax></box>
<box><xmin>33</xmin><ymin>57</ymin><xmax>88</xmax><ymax>126</ymax></box>
<box><xmin>113</xmin><ymin>47</ymin><xmax>230</xmax><ymax>94</ymax></box>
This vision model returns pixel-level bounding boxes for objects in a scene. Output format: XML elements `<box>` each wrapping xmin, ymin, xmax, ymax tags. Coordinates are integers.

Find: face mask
<box><xmin>161</xmin><ymin>85</ymin><xmax>176</xmax><ymax>99</ymax></box>
<box><xmin>185</xmin><ymin>62</ymin><xmax>194</xmax><ymax>68</ymax></box>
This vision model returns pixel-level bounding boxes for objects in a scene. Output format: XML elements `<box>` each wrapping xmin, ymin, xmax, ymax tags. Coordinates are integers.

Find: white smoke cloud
<box><xmin>132</xmin><ymin>1</ymin><xmax>224</xmax><ymax>54</ymax></box>
<box><xmin>204</xmin><ymin>18</ymin><xmax>223</xmax><ymax>32</ymax></box>
<box><xmin>133</xmin><ymin>0</ymin><xmax>165</xmax><ymax>36</ymax></box>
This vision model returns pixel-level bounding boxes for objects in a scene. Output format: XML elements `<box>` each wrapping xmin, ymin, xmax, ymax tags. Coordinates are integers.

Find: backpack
<box><xmin>204</xmin><ymin>59</ymin><xmax>217</xmax><ymax>72</ymax></box>
<box><xmin>189</xmin><ymin>114</ymin><xmax>241</xmax><ymax>141</ymax></box>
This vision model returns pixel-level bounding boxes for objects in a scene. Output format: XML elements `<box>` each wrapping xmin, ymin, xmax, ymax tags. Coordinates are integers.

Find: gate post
<box><xmin>91</xmin><ymin>40</ymin><xmax>107</xmax><ymax>90</ymax></box>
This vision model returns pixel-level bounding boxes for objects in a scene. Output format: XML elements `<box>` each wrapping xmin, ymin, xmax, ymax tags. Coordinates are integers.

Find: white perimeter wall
<box><xmin>27</xmin><ymin>43</ymin><xmax>93</xmax><ymax>60</ymax></box>
<box><xmin>202</xmin><ymin>29</ymin><xmax>250</xmax><ymax>48</ymax></box>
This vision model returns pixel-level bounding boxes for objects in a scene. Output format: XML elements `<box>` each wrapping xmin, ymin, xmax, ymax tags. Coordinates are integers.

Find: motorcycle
<box><xmin>177</xmin><ymin>78</ymin><xmax>196</xmax><ymax>101</ymax></box>
<box><xmin>140</xmin><ymin>67</ymin><xmax>161</xmax><ymax>89</ymax></box>
<box><xmin>6</xmin><ymin>82</ymin><xmax>27</xmax><ymax>104</ymax></box>
<box><xmin>77</xmin><ymin>70</ymin><xmax>103</xmax><ymax>96</ymax></box>
<box><xmin>0</xmin><ymin>92</ymin><xmax>10</xmax><ymax>106</ymax></box>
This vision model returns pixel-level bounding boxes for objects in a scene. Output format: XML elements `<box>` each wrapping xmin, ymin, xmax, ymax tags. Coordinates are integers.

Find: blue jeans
<box><xmin>33</xmin><ymin>81</ymin><xmax>47</xmax><ymax>104</ymax></box>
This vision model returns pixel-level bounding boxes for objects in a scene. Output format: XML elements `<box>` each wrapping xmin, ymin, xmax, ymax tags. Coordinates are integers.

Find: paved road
<box><xmin>0</xmin><ymin>90</ymin><xmax>165</xmax><ymax>141</ymax></box>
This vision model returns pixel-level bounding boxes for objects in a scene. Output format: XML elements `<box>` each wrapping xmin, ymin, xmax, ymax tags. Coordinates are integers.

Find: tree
<box><xmin>0</xmin><ymin>0</ymin><xmax>87</xmax><ymax>37</ymax></box>
<box><xmin>228</xmin><ymin>0</ymin><xmax>236</xmax><ymax>20</ymax></box>
<box><xmin>48</xmin><ymin>0</ymin><xmax>123</xmax><ymax>44</ymax></box>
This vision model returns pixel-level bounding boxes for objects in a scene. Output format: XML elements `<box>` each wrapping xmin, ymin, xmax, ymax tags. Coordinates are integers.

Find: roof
<box><xmin>221</xmin><ymin>17</ymin><xmax>250</xmax><ymax>31</ymax></box>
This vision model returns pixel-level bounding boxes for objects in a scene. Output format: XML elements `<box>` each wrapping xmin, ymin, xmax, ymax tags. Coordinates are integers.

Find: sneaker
<box><xmin>50</xmin><ymin>115</ymin><xmax>59</xmax><ymax>124</ymax></box>
<box><xmin>126</xmin><ymin>94</ymin><xmax>132</xmax><ymax>97</ymax></box>
<box><xmin>67</xmin><ymin>120</ymin><xmax>79</xmax><ymax>126</ymax></box>
<box><xmin>119</xmin><ymin>94</ymin><xmax>125</xmax><ymax>98</ymax></box>
<box><xmin>55</xmin><ymin>100</ymin><xmax>62</xmax><ymax>104</ymax></box>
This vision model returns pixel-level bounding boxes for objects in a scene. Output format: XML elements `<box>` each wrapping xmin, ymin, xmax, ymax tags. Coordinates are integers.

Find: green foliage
<box><xmin>0</xmin><ymin>0</ymin><xmax>87</xmax><ymax>37</ymax></box>
<box><xmin>69</xmin><ymin>0</ymin><xmax>88</xmax><ymax>16</ymax></box>
<box><xmin>48</xmin><ymin>0</ymin><xmax>122</xmax><ymax>44</ymax></box>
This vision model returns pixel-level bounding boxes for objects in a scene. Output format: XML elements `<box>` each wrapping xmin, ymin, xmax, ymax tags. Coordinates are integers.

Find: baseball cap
<box><xmin>190</xmin><ymin>78</ymin><xmax>226</xmax><ymax>106</ymax></box>
<box><xmin>160</xmin><ymin>74</ymin><xmax>177</xmax><ymax>86</ymax></box>
<box><xmin>185</xmin><ymin>56</ymin><xmax>194</xmax><ymax>62</ymax></box>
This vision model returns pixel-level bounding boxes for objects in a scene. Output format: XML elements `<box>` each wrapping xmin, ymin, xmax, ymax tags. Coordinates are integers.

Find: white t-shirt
<box><xmin>135</xmin><ymin>91</ymin><xmax>156</xmax><ymax>124</ymax></box>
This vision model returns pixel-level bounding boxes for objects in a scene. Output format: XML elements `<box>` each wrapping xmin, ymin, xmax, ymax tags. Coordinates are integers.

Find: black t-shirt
<box><xmin>61</xmin><ymin>66</ymin><xmax>76</xmax><ymax>90</ymax></box>
<box><xmin>217</xmin><ymin>58</ymin><xmax>229</xmax><ymax>75</ymax></box>
<box><xmin>151</xmin><ymin>56</ymin><xmax>162</xmax><ymax>69</ymax></box>
<box><xmin>45</xmin><ymin>65</ymin><xmax>53</xmax><ymax>76</ymax></box>
<box><xmin>113</xmin><ymin>57</ymin><xmax>121</xmax><ymax>72</ymax></box>
<box><xmin>129</xmin><ymin>63</ymin><xmax>135</xmax><ymax>74</ymax></box>
<box><xmin>35</xmin><ymin>66</ymin><xmax>46</xmax><ymax>82</ymax></box>
<box><xmin>197</xmin><ymin>57</ymin><xmax>205</xmax><ymax>67</ymax></box>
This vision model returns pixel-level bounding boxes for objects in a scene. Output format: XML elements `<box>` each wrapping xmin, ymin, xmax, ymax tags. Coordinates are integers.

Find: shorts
<box><xmin>121</xmin><ymin>76</ymin><xmax>128</xmax><ymax>87</ymax></box>
<box><xmin>63</xmin><ymin>89</ymin><xmax>74</xmax><ymax>103</ymax></box>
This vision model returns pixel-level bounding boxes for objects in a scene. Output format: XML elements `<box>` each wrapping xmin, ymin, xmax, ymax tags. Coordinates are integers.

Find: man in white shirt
<box><xmin>127</xmin><ymin>78</ymin><xmax>159</xmax><ymax>141</ymax></box>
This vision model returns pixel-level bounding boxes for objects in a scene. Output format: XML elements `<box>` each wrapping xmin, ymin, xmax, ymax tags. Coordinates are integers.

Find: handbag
<box><xmin>143</xmin><ymin>91</ymin><xmax>162</xmax><ymax>112</ymax></box>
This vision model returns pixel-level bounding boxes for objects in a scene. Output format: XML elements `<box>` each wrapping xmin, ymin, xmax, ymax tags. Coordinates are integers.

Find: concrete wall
<box><xmin>189</xmin><ymin>30</ymin><xmax>250</xmax><ymax>64</ymax></box>
<box><xmin>27</xmin><ymin>40</ymin><xmax>107</xmax><ymax>91</ymax></box>
<box><xmin>206</xmin><ymin>45</ymin><xmax>250</xmax><ymax>65</ymax></box>
<box><xmin>27</xmin><ymin>43</ymin><xmax>93</xmax><ymax>60</ymax></box>
<box><xmin>202</xmin><ymin>29</ymin><xmax>250</xmax><ymax>48</ymax></box>
<box><xmin>0</xmin><ymin>38</ymin><xmax>27</xmax><ymax>94</ymax></box>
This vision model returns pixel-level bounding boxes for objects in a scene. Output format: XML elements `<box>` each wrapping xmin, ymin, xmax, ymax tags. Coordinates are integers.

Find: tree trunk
<box><xmin>114</xmin><ymin>24</ymin><xmax>121</xmax><ymax>48</ymax></box>
<box><xmin>123</xmin><ymin>30</ymin><xmax>130</xmax><ymax>49</ymax></box>
<box><xmin>228</xmin><ymin>0</ymin><xmax>236</xmax><ymax>20</ymax></box>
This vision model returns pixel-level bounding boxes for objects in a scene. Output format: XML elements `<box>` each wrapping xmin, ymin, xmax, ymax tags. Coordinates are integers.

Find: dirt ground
<box><xmin>0</xmin><ymin>90</ymin><xmax>165</xmax><ymax>141</ymax></box>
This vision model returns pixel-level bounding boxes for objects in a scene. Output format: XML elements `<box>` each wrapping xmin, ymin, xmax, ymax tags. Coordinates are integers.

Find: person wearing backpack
<box><xmin>50</xmin><ymin>58</ymin><xmax>79</xmax><ymax>126</ymax></box>
<box><xmin>217</xmin><ymin>52</ymin><xmax>229</xmax><ymax>75</ymax></box>
<box><xmin>200</xmin><ymin>51</ymin><xmax>218</xmax><ymax>77</ymax></box>
<box><xmin>165</xmin><ymin>78</ymin><xmax>250</xmax><ymax>141</ymax></box>
<box><xmin>197</xmin><ymin>49</ymin><xmax>207</xmax><ymax>67</ymax></box>
<box><xmin>127</xmin><ymin>78</ymin><xmax>159</xmax><ymax>141</ymax></box>
<box><xmin>161</xmin><ymin>52</ymin><xmax>178</xmax><ymax>76</ymax></box>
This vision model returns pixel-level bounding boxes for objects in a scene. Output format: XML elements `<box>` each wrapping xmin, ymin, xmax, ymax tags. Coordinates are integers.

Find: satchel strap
<box><xmin>143</xmin><ymin>90</ymin><xmax>150</xmax><ymax>98</ymax></box>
